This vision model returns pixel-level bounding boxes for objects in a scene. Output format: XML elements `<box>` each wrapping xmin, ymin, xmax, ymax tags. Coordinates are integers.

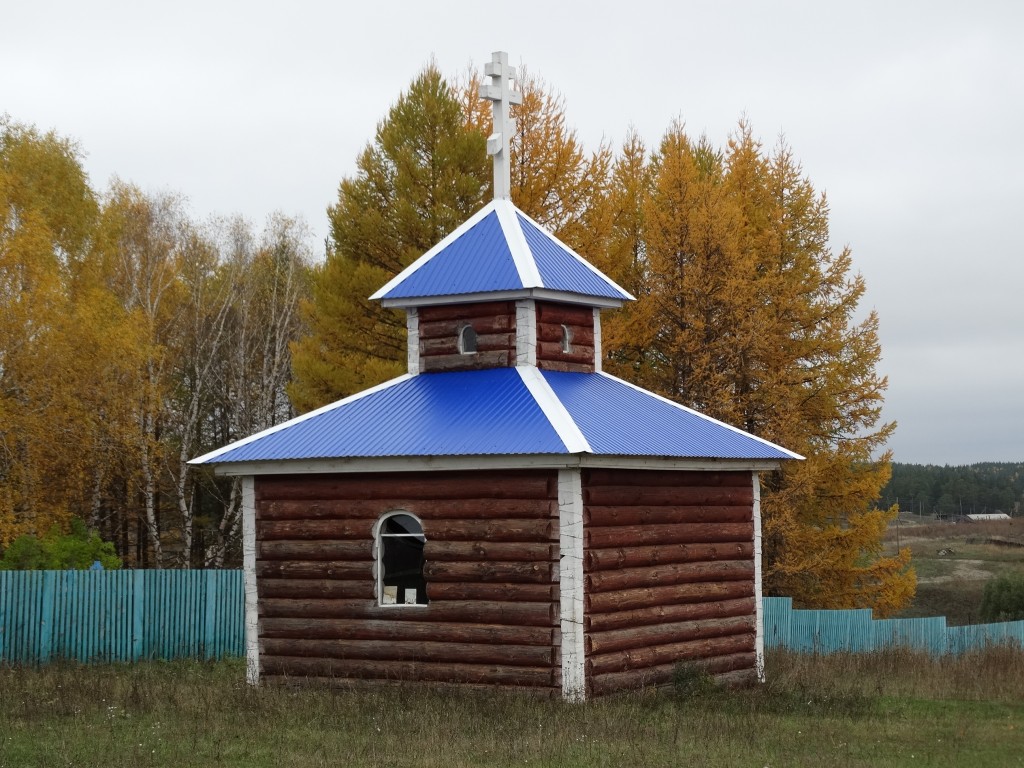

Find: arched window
<box><xmin>560</xmin><ymin>324</ymin><xmax>573</xmax><ymax>354</ymax></box>
<box><xmin>376</xmin><ymin>512</ymin><xmax>428</xmax><ymax>606</ymax></box>
<box><xmin>458</xmin><ymin>324</ymin><xmax>478</xmax><ymax>354</ymax></box>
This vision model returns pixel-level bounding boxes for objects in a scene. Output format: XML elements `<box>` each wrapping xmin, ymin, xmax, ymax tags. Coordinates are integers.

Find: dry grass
<box><xmin>883</xmin><ymin>518</ymin><xmax>1024</xmax><ymax>624</ymax></box>
<box><xmin>1</xmin><ymin>651</ymin><xmax>1023</xmax><ymax>767</ymax></box>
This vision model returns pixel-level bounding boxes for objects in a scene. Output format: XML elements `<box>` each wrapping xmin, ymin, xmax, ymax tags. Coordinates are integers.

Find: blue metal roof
<box><xmin>199</xmin><ymin>370</ymin><xmax>566</xmax><ymax>463</ymax></box>
<box><xmin>192</xmin><ymin>369</ymin><xmax>799</xmax><ymax>466</ymax></box>
<box><xmin>516</xmin><ymin>213</ymin><xmax>625</xmax><ymax>300</ymax></box>
<box><xmin>541</xmin><ymin>371</ymin><xmax>794</xmax><ymax>460</ymax></box>
<box><xmin>370</xmin><ymin>200</ymin><xmax>632</xmax><ymax>305</ymax></box>
<box><xmin>375</xmin><ymin>211</ymin><xmax>522</xmax><ymax>299</ymax></box>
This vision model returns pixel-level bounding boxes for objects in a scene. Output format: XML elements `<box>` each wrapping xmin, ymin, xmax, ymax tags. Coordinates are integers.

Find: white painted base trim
<box><xmin>242</xmin><ymin>475</ymin><xmax>259</xmax><ymax>686</ymax></box>
<box><xmin>753</xmin><ymin>472</ymin><xmax>765</xmax><ymax>683</ymax></box>
<box><xmin>558</xmin><ymin>469</ymin><xmax>586</xmax><ymax>702</ymax></box>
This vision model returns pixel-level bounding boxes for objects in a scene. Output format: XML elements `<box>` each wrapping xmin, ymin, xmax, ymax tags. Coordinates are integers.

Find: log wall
<box><xmin>535</xmin><ymin>301</ymin><xmax>595</xmax><ymax>373</ymax></box>
<box><xmin>581</xmin><ymin>468</ymin><xmax>756</xmax><ymax>695</ymax></box>
<box><xmin>255</xmin><ymin>470</ymin><xmax>561</xmax><ymax>692</ymax></box>
<box><xmin>418</xmin><ymin>302</ymin><xmax>517</xmax><ymax>372</ymax></box>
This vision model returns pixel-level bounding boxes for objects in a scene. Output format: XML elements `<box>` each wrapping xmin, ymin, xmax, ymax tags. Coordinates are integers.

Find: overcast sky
<box><xmin>4</xmin><ymin>0</ymin><xmax>1022</xmax><ymax>466</ymax></box>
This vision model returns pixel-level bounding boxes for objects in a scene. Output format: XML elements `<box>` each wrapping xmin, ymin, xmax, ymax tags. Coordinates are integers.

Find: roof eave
<box><xmin>379</xmin><ymin>287</ymin><xmax>627</xmax><ymax>309</ymax></box>
<box><xmin>204</xmin><ymin>454</ymin><xmax>789</xmax><ymax>477</ymax></box>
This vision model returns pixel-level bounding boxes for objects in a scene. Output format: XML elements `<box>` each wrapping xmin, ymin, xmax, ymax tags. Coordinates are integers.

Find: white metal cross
<box><xmin>481</xmin><ymin>51</ymin><xmax>522</xmax><ymax>200</ymax></box>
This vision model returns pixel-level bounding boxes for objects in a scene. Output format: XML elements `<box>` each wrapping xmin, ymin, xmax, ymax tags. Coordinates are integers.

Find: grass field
<box><xmin>887</xmin><ymin>517</ymin><xmax>1024</xmax><ymax>625</ymax></box>
<box><xmin>2</xmin><ymin>651</ymin><xmax>1023</xmax><ymax>767</ymax></box>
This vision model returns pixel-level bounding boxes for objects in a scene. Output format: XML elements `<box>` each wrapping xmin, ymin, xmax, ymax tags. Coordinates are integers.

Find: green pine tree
<box><xmin>289</xmin><ymin>66</ymin><xmax>490</xmax><ymax>411</ymax></box>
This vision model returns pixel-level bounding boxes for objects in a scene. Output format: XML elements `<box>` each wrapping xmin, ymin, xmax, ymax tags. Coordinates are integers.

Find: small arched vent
<box><xmin>459</xmin><ymin>325</ymin><xmax>478</xmax><ymax>354</ymax></box>
<box><xmin>560</xmin><ymin>324</ymin><xmax>573</xmax><ymax>354</ymax></box>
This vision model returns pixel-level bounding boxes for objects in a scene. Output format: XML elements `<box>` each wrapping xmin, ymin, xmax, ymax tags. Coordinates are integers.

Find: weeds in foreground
<box><xmin>1</xmin><ymin>650</ymin><xmax>1023</xmax><ymax>767</ymax></box>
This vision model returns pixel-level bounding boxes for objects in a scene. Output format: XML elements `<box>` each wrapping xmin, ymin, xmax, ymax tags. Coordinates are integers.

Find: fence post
<box><xmin>38</xmin><ymin>571</ymin><xmax>57</xmax><ymax>664</ymax></box>
<box><xmin>132</xmin><ymin>569</ymin><xmax>146</xmax><ymax>660</ymax></box>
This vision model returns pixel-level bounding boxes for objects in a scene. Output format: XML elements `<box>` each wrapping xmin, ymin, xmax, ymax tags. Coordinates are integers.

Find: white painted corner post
<box><xmin>482</xmin><ymin>51</ymin><xmax>522</xmax><ymax>201</ymax></box>
<box><xmin>406</xmin><ymin>308</ymin><xmax>421</xmax><ymax>375</ymax></box>
<box><xmin>558</xmin><ymin>468</ymin><xmax>586</xmax><ymax>701</ymax></box>
<box><xmin>241</xmin><ymin>475</ymin><xmax>260</xmax><ymax>686</ymax></box>
<box><xmin>592</xmin><ymin>308</ymin><xmax>602</xmax><ymax>372</ymax></box>
<box><xmin>752</xmin><ymin>471</ymin><xmax>765</xmax><ymax>683</ymax></box>
<box><xmin>515</xmin><ymin>299</ymin><xmax>537</xmax><ymax>366</ymax></box>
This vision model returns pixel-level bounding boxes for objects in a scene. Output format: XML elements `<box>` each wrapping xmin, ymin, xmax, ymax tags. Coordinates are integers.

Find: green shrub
<box><xmin>980</xmin><ymin>573</ymin><xmax>1024</xmax><ymax>622</ymax></box>
<box><xmin>0</xmin><ymin>518</ymin><xmax>122</xmax><ymax>570</ymax></box>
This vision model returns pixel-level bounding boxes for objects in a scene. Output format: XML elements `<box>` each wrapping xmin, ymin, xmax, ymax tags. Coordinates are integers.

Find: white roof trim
<box><xmin>595</xmin><ymin>371</ymin><xmax>805</xmax><ymax>461</ymax></box>
<box><xmin>513</xmin><ymin>206</ymin><xmax>635</xmax><ymax>302</ymax></box>
<box><xmin>211</xmin><ymin>454</ymin><xmax>784</xmax><ymax>476</ymax></box>
<box><xmin>517</xmin><ymin>365</ymin><xmax>592</xmax><ymax>454</ymax></box>
<box><xmin>369</xmin><ymin>201</ymin><xmax>500</xmax><ymax>301</ymax></box>
<box><xmin>494</xmin><ymin>199</ymin><xmax>543</xmax><ymax>288</ymax></box>
<box><xmin>380</xmin><ymin>287</ymin><xmax>625</xmax><ymax>309</ymax></box>
<box><xmin>189</xmin><ymin>373</ymin><xmax>415</xmax><ymax>465</ymax></box>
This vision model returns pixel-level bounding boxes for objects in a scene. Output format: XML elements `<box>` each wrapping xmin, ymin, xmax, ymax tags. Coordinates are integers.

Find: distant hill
<box><xmin>878</xmin><ymin>462</ymin><xmax>1024</xmax><ymax>517</ymax></box>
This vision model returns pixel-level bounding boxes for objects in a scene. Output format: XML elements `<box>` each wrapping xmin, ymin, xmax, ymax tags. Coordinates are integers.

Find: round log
<box><xmin>586</xmin><ymin>522</ymin><xmax>754</xmax><ymax>548</ymax></box>
<box><xmin>418</xmin><ymin>301</ymin><xmax>516</xmax><ymax>323</ymax></box>
<box><xmin>586</xmin><ymin>560</ymin><xmax>753</xmax><ymax>593</ymax></box>
<box><xmin>585</xmin><ymin>596</ymin><xmax>754</xmax><ymax>633</ymax></box>
<box><xmin>426</xmin><ymin>541</ymin><xmax>558</xmax><ymax>563</ymax></box>
<box><xmin>256</xmin><ymin>471</ymin><xmax>556</xmax><ymax>502</ymax></box>
<box><xmin>588</xmin><ymin>651</ymin><xmax>755</xmax><ymax>695</ymax></box>
<box><xmin>259</xmin><ymin>578</ymin><xmax>374</xmax><ymax>600</ymax></box>
<box><xmin>259</xmin><ymin>617</ymin><xmax>555</xmax><ymax>647</ymax></box>
<box><xmin>422</xmin><ymin>559</ymin><xmax>554</xmax><ymax>584</ymax></box>
<box><xmin>258</xmin><ymin>540</ymin><xmax>372</xmax><ymax>561</ymax></box>
<box><xmin>582</xmin><ymin>469</ymin><xmax>751</xmax><ymax>488</ymax></box>
<box><xmin>260</xmin><ymin>655</ymin><xmax>555</xmax><ymax>687</ymax></box>
<box><xmin>259</xmin><ymin>598</ymin><xmax>557</xmax><ymax>627</ymax></box>
<box><xmin>587</xmin><ymin>614</ymin><xmax>755</xmax><ymax>655</ymax></box>
<box><xmin>586</xmin><ymin>542</ymin><xmax>753</xmax><ymax>572</ymax></box>
<box><xmin>583</xmin><ymin>485</ymin><xmax>754</xmax><ymax>507</ymax></box>
<box><xmin>257</xmin><ymin>519</ymin><xmax>377</xmax><ymax>541</ymax></box>
<box><xmin>257</xmin><ymin>561</ymin><xmax>371</xmax><ymax>580</ymax></box>
<box><xmin>587</xmin><ymin>632</ymin><xmax>754</xmax><ymax>675</ymax></box>
<box><xmin>535</xmin><ymin>303</ymin><xmax>594</xmax><ymax>325</ymax></box>
<box><xmin>260</xmin><ymin>637</ymin><xmax>555</xmax><ymax>667</ymax></box>
<box><xmin>259</xmin><ymin>498</ymin><xmax>558</xmax><ymax>521</ymax></box>
<box><xmin>584</xmin><ymin>504</ymin><xmax>751</xmax><ymax>526</ymax></box>
<box><xmin>427</xmin><ymin>582</ymin><xmax>557</xmax><ymax>603</ymax></box>
<box><xmin>586</xmin><ymin>580</ymin><xmax>753</xmax><ymax>614</ymax></box>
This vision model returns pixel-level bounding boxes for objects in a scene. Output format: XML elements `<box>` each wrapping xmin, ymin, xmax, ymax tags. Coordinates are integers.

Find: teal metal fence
<box><xmin>764</xmin><ymin>596</ymin><xmax>1024</xmax><ymax>655</ymax></box>
<box><xmin>4</xmin><ymin>574</ymin><xmax>1022</xmax><ymax>665</ymax></box>
<box><xmin>0</xmin><ymin>570</ymin><xmax>243</xmax><ymax>665</ymax></box>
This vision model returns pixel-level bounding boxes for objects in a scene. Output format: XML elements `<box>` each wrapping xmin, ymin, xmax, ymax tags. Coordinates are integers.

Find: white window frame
<box><xmin>373</xmin><ymin>510</ymin><xmax>428</xmax><ymax>608</ymax></box>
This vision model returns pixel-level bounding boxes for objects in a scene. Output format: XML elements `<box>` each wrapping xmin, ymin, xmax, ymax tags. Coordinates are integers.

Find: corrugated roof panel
<box><xmin>541</xmin><ymin>370</ymin><xmax>795</xmax><ymax>460</ymax></box>
<box><xmin>516</xmin><ymin>213</ymin><xmax>631</xmax><ymax>300</ymax></box>
<box><xmin>379</xmin><ymin>211</ymin><xmax>524</xmax><ymax>299</ymax></box>
<box><xmin>209</xmin><ymin>369</ymin><xmax>568</xmax><ymax>462</ymax></box>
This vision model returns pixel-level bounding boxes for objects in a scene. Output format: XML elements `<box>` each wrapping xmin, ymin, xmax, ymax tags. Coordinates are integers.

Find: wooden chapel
<box><xmin>191</xmin><ymin>51</ymin><xmax>801</xmax><ymax>700</ymax></box>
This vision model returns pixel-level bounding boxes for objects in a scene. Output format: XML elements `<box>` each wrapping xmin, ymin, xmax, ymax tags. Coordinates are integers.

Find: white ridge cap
<box><xmin>513</xmin><ymin>205</ymin><xmax>635</xmax><ymax>301</ymax></box>
<box><xmin>495</xmin><ymin>199</ymin><xmax>543</xmax><ymax>289</ymax></box>
<box><xmin>517</xmin><ymin>365</ymin><xmax>591</xmax><ymax>454</ymax></box>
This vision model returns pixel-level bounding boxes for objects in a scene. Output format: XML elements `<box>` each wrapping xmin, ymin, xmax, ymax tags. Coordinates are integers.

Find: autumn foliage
<box><xmin>292</xmin><ymin>66</ymin><xmax>913</xmax><ymax>614</ymax></box>
<box><xmin>0</xmin><ymin>118</ymin><xmax>312</xmax><ymax>566</ymax></box>
<box><xmin>4</xmin><ymin>57</ymin><xmax>914</xmax><ymax>613</ymax></box>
